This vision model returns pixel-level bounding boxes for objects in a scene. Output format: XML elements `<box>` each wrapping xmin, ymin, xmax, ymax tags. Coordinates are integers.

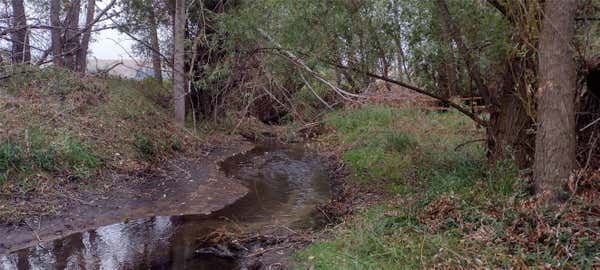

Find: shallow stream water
<box><xmin>0</xmin><ymin>145</ymin><xmax>330</xmax><ymax>270</ymax></box>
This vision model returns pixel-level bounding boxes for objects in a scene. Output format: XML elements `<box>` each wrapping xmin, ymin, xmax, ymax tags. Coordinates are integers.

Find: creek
<box><xmin>0</xmin><ymin>145</ymin><xmax>331</xmax><ymax>270</ymax></box>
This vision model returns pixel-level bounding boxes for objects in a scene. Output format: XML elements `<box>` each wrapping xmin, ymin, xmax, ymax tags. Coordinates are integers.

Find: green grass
<box><xmin>0</xmin><ymin>132</ymin><xmax>98</xmax><ymax>184</ymax></box>
<box><xmin>296</xmin><ymin>105</ymin><xmax>598</xmax><ymax>269</ymax></box>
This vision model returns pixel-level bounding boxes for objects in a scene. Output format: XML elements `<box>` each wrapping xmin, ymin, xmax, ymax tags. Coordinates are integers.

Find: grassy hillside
<box><xmin>0</xmin><ymin>67</ymin><xmax>195</xmax><ymax>223</ymax></box>
<box><xmin>297</xmin><ymin>106</ymin><xmax>598</xmax><ymax>269</ymax></box>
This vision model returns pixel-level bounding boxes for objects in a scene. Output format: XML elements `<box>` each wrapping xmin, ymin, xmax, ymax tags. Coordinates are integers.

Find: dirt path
<box><xmin>0</xmin><ymin>139</ymin><xmax>254</xmax><ymax>254</ymax></box>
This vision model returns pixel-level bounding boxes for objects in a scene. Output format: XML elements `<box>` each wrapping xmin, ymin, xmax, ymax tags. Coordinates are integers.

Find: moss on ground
<box><xmin>296</xmin><ymin>105</ymin><xmax>599</xmax><ymax>269</ymax></box>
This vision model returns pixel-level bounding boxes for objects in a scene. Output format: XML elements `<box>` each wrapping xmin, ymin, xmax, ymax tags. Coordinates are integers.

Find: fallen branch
<box><xmin>254</xmin><ymin>46</ymin><xmax>489</xmax><ymax>127</ymax></box>
<box><xmin>331</xmin><ymin>62</ymin><xmax>489</xmax><ymax>127</ymax></box>
<box><xmin>257</xmin><ymin>29</ymin><xmax>366</xmax><ymax>103</ymax></box>
<box><xmin>580</xmin><ymin>116</ymin><xmax>600</xmax><ymax>131</ymax></box>
<box><xmin>299</xmin><ymin>72</ymin><xmax>333</xmax><ymax>109</ymax></box>
<box><xmin>96</xmin><ymin>60</ymin><xmax>123</xmax><ymax>75</ymax></box>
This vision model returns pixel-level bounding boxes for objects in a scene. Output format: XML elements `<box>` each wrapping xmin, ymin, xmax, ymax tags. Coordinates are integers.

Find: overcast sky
<box><xmin>88</xmin><ymin>0</ymin><xmax>136</xmax><ymax>60</ymax></box>
<box><xmin>89</xmin><ymin>27</ymin><xmax>136</xmax><ymax>60</ymax></box>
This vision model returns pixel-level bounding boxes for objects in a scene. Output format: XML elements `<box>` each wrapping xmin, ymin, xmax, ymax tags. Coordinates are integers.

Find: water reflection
<box><xmin>0</xmin><ymin>145</ymin><xmax>330</xmax><ymax>270</ymax></box>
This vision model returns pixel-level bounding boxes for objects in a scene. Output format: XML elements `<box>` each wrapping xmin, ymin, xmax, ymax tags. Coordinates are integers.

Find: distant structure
<box><xmin>88</xmin><ymin>59</ymin><xmax>160</xmax><ymax>80</ymax></box>
<box><xmin>134</xmin><ymin>67</ymin><xmax>155</xmax><ymax>80</ymax></box>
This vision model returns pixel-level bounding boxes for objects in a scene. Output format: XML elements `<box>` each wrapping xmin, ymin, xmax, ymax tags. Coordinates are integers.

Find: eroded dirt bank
<box><xmin>0</xmin><ymin>138</ymin><xmax>254</xmax><ymax>254</ymax></box>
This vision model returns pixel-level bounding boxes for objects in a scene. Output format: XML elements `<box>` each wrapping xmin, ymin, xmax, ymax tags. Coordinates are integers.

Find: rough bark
<box><xmin>76</xmin><ymin>0</ymin><xmax>96</xmax><ymax>72</ymax></box>
<box><xmin>534</xmin><ymin>0</ymin><xmax>577</xmax><ymax>200</ymax></box>
<box><xmin>173</xmin><ymin>0</ymin><xmax>186</xmax><ymax>124</ymax></box>
<box><xmin>148</xmin><ymin>3</ymin><xmax>163</xmax><ymax>83</ymax></box>
<box><xmin>50</xmin><ymin>0</ymin><xmax>63</xmax><ymax>67</ymax></box>
<box><xmin>10</xmin><ymin>0</ymin><xmax>30</xmax><ymax>64</ymax></box>
<box><xmin>488</xmin><ymin>60</ymin><xmax>535</xmax><ymax>168</ymax></box>
<box><xmin>63</xmin><ymin>0</ymin><xmax>81</xmax><ymax>70</ymax></box>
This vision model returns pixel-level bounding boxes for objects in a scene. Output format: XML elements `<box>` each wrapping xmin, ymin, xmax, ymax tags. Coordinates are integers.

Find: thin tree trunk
<box><xmin>50</xmin><ymin>0</ymin><xmax>63</xmax><ymax>67</ymax></box>
<box><xmin>534</xmin><ymin>0</ymin><xmax>577</xmax><ymax>202</ymax></box>
<box><xmin>149</xmin><ymin>2</ymin><xmax>163</xmax><ymax>83</ymax></box>
<box><xmin>76</xmin><ymin>0</ymin><xmax>96</xmax><ymax>72</ymax></box>
<box><xmin>392</xmin><ymin>35</ymin><xmax>411</xmax><ymax>83</ymax></box>
<box><xmin>10</xmin><ymin>0</ymin><xmax>30</xmax><ymax>64</ymax></box>
<box><xmin>435</xmin><ymin>0</ymin><xmax>495</xmax><ymax>107</ymax></box>
<box><xmin>439</xmin><ymin>26</ymin><xmax>458</xmax><ymax>98</ymax></box>
<box><xmin>173</xmin><ymin>0</ymin><xmax>186</xmax><ymax>124</ymax></box>
<box><xmin>63</xmin><ymin>0</ymin><xmax>81</xmax><ymax>70</ymax></box>
<box><xmin>390</xmin><ymin>0</ymin><xmax>411</xmax><ymax>83</ymax></box>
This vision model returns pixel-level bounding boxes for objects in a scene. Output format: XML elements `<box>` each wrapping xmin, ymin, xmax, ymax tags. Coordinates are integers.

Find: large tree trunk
<box><xmin>63</xmin><ymin>0</ymin><xmax>81</xmax><ymax>70</ymax></box>
<box><xmin>534</xmin><ymin>0</ymin><xmax>577</xmax><ymax>201</ymax></box>
<box><xmin>10</xmin><ymin>0</ymin><xmax>30</xmax><ymax>64</ymax></box>
<box><xmin>172</xmin><ymin>0</ymin><xmax>186</xmax><ymax>124</ymax></box>
<box><xmin>50</xmin><ymin>0</ymin><xmax>63</xmax><ymax>67</ymax></box>
<box><xmin>76</xmin><ymin>0</ymin><xmax>96</xmax><ymax>72</ymax></box>
<box><xmin>488</xmin><ymin>59</ymin><xmax>535</xmax><ymax>168</ymax></box>
<box><xmin>148</xmin><ymin>3</ymin><xmax>163</xmax><ymax>83</ymax></box>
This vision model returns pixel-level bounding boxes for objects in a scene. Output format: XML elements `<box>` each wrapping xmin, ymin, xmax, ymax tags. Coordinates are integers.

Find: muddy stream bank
<box><xmin>0</xmin><ymin>144</ymin><xmax>332</xmax><ymax>269</ymax></box>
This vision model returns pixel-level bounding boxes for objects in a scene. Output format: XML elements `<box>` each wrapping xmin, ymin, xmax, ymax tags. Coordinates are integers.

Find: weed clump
<box><xmin>60</xmin><ymin>136</ymin><xmax>98</xmax><ymax>179</ymax></box>
<box><xmin>134</xmin><ymin>135</ymin><xmax>157</xmax><ymax>160</ymax></box>
<box><xmin>0</xmin><ymin>141</ymin><xmax>22</xmax><ymax>184</ymax></box>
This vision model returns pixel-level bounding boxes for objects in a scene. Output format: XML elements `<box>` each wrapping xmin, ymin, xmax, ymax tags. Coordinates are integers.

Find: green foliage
<box><xmin>220</xmin><ymin>0</ymin><xmax>512</xmax><ymax>100</ymax></box>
